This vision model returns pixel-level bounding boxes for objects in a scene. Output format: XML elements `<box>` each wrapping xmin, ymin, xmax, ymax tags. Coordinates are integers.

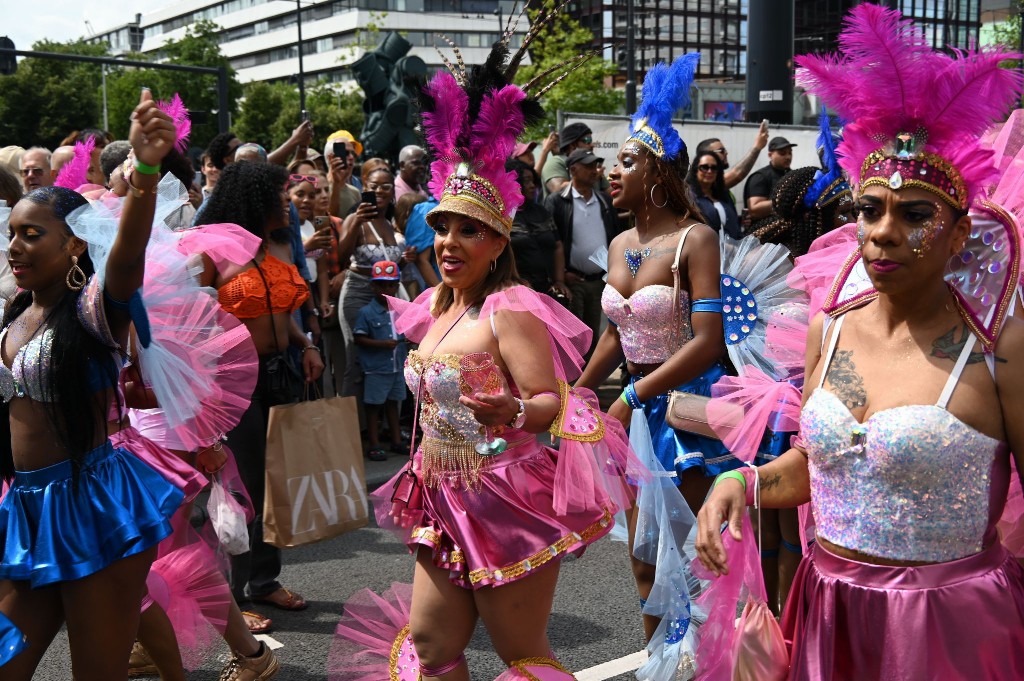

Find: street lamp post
<box><xmin>625</xmin><ymin>0</ymin><xmax>636</xmax><ymax>112</ymax></box>
<box><xmin>296</xmin><ymin>0</ymin><xmax>306</xmax><ymax>112</ymax></box>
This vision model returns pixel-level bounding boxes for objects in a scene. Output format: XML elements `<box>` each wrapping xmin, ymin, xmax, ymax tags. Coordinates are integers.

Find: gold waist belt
<box><xmin>420</xmin><ymin>435</ymin><xmax>533</xmax><ymax>490</ymax></box>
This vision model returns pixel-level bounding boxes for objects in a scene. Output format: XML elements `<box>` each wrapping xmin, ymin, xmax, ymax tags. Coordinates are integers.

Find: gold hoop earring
<box><xmin>489</xmin><ymin>259</ymin><xmax>496</xmax><ymax>273</ymax></box>
<box><xmin>66</xmin><ymin>255</ymin><xmax>87</xmax><ymax>291</ymax></box>
<box><xmin>650</xmin><ymin>184</ymin><xmax>668</xmax><ymax>209</ymax></box>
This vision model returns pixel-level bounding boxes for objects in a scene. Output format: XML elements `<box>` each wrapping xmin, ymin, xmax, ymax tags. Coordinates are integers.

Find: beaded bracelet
<box><xmin>134</xmin><ymin>160</ymin><xmax>161</xmax><ymax>175</ymax></box>
<box><xmin>623</xmin><ymin>383</ymin><xmax>643</xmax><ymax>409</ymax></box>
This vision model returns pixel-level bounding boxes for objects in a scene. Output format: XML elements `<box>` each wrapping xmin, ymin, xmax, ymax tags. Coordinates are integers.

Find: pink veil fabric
<box><xmin>692</xmin><ymin>513</ymin><xmax>788</xmax><ymax>681</ymax></box>
<box><xmin>389</xmin><ymin>285</ymin><xmax>592</xmax><ymax>382</ymax></box>
<box><xmin>146</xmin><ymin>541</ymin><xmax>231</xmax><ymax>671</ymax></box>
<box><xmin>329</xmin><ymin>583</ymin><xmax>420</xmax><ymax>681</ymax></box>
<box><xmin>706</xmin><ymin>368</ymin><xmax>802</xmax><ymax>462</ymax></box>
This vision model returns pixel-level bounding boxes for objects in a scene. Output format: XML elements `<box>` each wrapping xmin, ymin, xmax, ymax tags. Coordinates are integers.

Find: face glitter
<box><xmin>906</xmin><ymin>202</ymin><xmax>944</xmax><ymax>258</ymax></box>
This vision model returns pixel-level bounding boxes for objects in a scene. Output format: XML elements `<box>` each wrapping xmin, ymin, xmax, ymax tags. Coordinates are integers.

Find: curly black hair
<box><xmin>0</xmin><ymin>187</ymin><xmax>120</xmax><ymax>481</ymax></box>
<box><xmin>751</xmin><ymin>166</ymin><xmax>833</xmax><ymax>258</ymax></box>
<box><xmin>685</xmin><ymin>151</ymin><xmax>729</xmax><ymax>202</ymax></box>
<box><xmin>206</xmin><ymin>131</ymin><xmax>239</xmax><ymax>170</ymax></box>
<box><xmin>194</xmin><ymin>161</ymin><xmax>289</xmax><ymax>243</ymax></box>
<box><xmin>160</xmin><ymin>148</ymin><xmax>195</xmax><ymax>190</ymax></box>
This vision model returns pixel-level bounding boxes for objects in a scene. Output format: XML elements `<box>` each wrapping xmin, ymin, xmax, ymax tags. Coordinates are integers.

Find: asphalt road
<box><xmin>31</xmin><ymin>452</ymin><xmax>649</xmax><ymax>680</ymax></box>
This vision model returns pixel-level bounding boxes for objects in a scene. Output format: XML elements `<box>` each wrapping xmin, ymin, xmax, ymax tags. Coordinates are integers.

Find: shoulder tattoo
<box><xmin>931</xmin><ymin>325</ymin><xmax>1006</xmax><ymax>365</ymax></box>
<box><xmin>826</xmin><ymin>350</ymin><xmax>867</xmax><ymax>410</ymax></box>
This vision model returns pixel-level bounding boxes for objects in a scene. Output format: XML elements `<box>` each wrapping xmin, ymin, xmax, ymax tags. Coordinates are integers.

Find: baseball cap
<box><xmin>512</xmin><ymin>141</ymin><xmax>537</xmax><ymax>158</ymax></box>
<box><xmin>567</xmin><ymin>149</ymin><xmax>603</xmax><ymax>168</ymax></box>
<box><xmin>371</xmin><ymin>260</ymin><xmax>401</xmax><ymax>281</ymax></box>
<box><xmin>559</xmin><ymin>122</ymin><xmax>592</xmax><ymax>151</ymax></box>
<box><xmin>327</xmin><ymin>130</ymin><xmax>364</xmax><ymax>156</ymax></box>
<box><xmin>768</xmin><ymin>136</ymin><xmax>797</xmax><ymax>151</ymax></box>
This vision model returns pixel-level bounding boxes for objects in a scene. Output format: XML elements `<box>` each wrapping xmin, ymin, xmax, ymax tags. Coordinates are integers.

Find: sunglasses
<box><xmin>698</xmin><ymin>164</ymin><xmax>719</xmax><ymax>172</ymax></box>
<box><xmin>710</xmin><ymin>147</ymin><xmax>727</xmax><ymax>154</ymax></box>
<box><xmin>580</xmin><ymin>135</ymin><xmax>593</xmax><ymax>144</ymax></box>
<box><xmin>289</xmin><ymin>174</ymin><xmax>319</xmax><ymax>188</ymax></box>
<box><xmin>367</xmin><ymin>183</ymin><xmax>394</xmax><ymax>192</ymax></box>
<box><xmin>20</xmin><ymin>168</ymin><xmax>45</xmax><ymax>177</ymax></box>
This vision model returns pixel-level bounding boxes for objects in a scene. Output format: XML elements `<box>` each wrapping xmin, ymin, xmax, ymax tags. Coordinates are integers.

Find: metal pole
<box><xmin>625</xmin><ymin>0</ymin><xmax>636</xmax><ymax>112</ymax></box>
<box><xmin>101</xmin><ymin>64</ymin><xmax>108</xmax><ymax>131</ymax></box>
<box><xmin>296</xmin><ymin>0</ymin><xmax>306</xmax><ymax>112</ymax></box>
<box><xmin>218</xmin><ymin>66</ymin><xmax>230</xmax><ymax>134</ymax></box>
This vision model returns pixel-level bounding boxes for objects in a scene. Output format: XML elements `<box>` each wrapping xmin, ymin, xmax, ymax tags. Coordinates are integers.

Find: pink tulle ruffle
<box><xmin>787</xmin><ymin>225</ymin><xmax>859</xmax><ymax>319</ymax></box>
<box><xmin>389</xmin><ymin>285</ymin><xmax>592</xmax><ymax>381</ymax></box>
<box><xmin>329</xmin><ymin>583</ymin><xmax>420</xmax><ymax>681</ymax></box>
<box><xmin>176</xmin><ymin>223</ymin><xmax>263</xmax><ymax>281</ymax></box>
<box><xmin>707</xmin><ymin>367</ymin><xmax>802</xmax><ymax>462</ymax></box>
<box><xmin>146</xmin><ymin>542</ymin><xmax>231</xmax><ymax>671</ymax></box>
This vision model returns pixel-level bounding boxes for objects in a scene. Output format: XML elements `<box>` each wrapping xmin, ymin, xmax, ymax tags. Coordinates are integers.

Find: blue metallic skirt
<box><xmin>633</xmin><ymin>363</ymin><xmax>742</xmax><ymax>478</ymax></box>
<box><xmin>0</xmin><ymin>438</ymin><xmax>184</xmax><ymax>587</ymax></box>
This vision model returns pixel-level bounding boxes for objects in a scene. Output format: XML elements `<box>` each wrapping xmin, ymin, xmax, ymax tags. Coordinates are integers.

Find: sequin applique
<box><xmin>601</xmin><ymin>284</ymin><xmax>693</xmax><ymax>364</ymax></box>
<box><xmin>801</xmin><ymin>388</ymin><xmax>1003</xmax><ymax>563</ymax></box>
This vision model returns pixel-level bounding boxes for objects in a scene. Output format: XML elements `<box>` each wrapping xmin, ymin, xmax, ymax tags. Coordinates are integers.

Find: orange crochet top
<box><xmin>218</xmin><ymin>254</ymin><xmax>309</xmax><ymax>320</ymax></box>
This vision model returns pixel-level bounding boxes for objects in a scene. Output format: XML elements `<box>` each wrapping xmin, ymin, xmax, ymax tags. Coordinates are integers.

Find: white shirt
<box><xmin>568</xmin><ymin>186</ymin><xmax>605</xmax><ymax>275</ymax></box>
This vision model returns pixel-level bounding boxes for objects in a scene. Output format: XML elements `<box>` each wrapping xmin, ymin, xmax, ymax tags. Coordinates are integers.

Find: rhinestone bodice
<box><xmin>801</xmin><ymin>388</ymin><xmax>1009</xmax><ymax>562</ymax></box>
<box><xmin>601</xmin><ymin>285</ymin><xmax>693</xmax><ymax>364</ymax></box>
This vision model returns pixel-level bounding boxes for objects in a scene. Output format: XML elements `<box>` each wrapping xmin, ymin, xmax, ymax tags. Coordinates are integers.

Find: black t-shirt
<box><xmin>510</xmin><ymin>201</ymin><xmax>560</xmax><ymax>290</ymax></box>
<box><xmin>743</xmin><ymin>164</ymin><xmax>789</xmax><ymax>206</ymax></box>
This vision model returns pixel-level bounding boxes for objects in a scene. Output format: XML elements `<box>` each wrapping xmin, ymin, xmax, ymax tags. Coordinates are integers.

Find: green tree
<box><xmin>992</xmin><ymin>4</ymin><xmax>1023</xmax><ymax>72</ymax></box>
<box><xmin>106</xmin><ymin>20</ymin><xmax>243</xmax><ymax>149</ymax></box>
<box><xmin>513</xmin><ymin>1</ymin><xmax>624</xmax><ymax>138</ymax></box>
<box><xmin>0</xmin><ymin>39</ymin><xmax>108</xmax><ymax>149</ymax></box>
<box><xmin>235</xmin><ymin>79</ymin><xmax>364</xmax><ymax>156</ymax></box>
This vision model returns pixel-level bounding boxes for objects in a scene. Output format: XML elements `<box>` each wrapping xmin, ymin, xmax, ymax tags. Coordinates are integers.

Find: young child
<box><xmin>353</xmin><ymin>261</ymin><xmax>408</xmax><ymax>461</ymax></box>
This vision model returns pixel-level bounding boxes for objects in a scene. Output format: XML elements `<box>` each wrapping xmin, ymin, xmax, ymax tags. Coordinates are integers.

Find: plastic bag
<box><xmin>207</xmin><ymin>473</ymin><xmax>250</xmax><ymax>555</ymax></box>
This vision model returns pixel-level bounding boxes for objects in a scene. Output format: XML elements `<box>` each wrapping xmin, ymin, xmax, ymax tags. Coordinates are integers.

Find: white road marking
<box><xmin>575</xmin><ymin>650</ymin><xmax>647</xmax><ymax>680</ymax></box>
<box><xmin>254</xmin><ymin>634</ymin><xmax>284</xmax><ymax>650</ymax></box>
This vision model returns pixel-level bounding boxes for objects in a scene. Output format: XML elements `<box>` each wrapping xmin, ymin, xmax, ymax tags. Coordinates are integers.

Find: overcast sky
<box><xmin>1</xmin><ymin>1</ymin><xmax>168</xmax><ymax>52</ymax></box>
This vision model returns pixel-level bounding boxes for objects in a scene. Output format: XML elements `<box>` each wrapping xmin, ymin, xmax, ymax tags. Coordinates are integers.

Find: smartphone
<box><xmin>193</xmin><ymin>170</ymin><xmax>203</xmax><ymax>187</ymax></box>
<box><xmin>361</xmin><ymin>190</ymin><xmax>377</xmax><ymax>208</ymax></box>
<box><xmin>313</xmin><ymin>215</ymin><xmax>330</xmax><ymax>230</ymax></box>
<box><xmin>301</xmin><ymin>109</ymin><xmax>310</xmax><ymax>122</ymax></box>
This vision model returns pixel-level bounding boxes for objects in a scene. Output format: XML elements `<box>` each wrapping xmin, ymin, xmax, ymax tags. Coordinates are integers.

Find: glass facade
<box><xmin>795</xmin><ymin>0</ymin><xmax>980</xmax><ymax>56</ymax></box>
<box><xmin>572</xmin><ymin>0</ymin><xmax>749</xmax><ymax>81</ymax></box>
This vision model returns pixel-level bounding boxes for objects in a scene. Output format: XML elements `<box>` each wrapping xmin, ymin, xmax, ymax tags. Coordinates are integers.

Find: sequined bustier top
<box><xmin>0</xmin><ymin>277</ymin><xmax>120</xmax><ymax>403</ymax></box>
<box><xmin>406</xmin><ymin>350</ymin><xmax>531</xmax><ymax>488</ymax></box>
<box><xmin>801</xmin><ymin>316</ymin><xmax>1009</xmax><ymax>563</ymax></box>
<box><xmin>601</xmin><ymin>285</ymin><xmax>693</xmax><ymax>364</ymax></box>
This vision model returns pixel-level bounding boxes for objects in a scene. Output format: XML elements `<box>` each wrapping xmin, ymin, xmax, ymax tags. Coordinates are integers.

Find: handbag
<box><xmin>388</xmin><ymin>304</ymin><xmax>473</xmax><ymax>527</ymax></box>
<box><xmin>665</xmin><ymin>391</ymin><xmax>742</xmax><ymax>439</ymax></box>
<box><xmin>251</xmin><ymin>257</ymin><xmax>301</xmax><ymax>403</ymax></box>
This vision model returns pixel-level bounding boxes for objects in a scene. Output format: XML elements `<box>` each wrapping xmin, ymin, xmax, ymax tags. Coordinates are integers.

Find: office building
<box><xmin>91</xmin><ymin>0</ymin><xmax>525</xmax><ymax>86</ymax></box>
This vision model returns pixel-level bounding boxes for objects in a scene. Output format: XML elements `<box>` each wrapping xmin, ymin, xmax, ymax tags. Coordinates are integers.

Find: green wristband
<box><xmin>619</xmin><ymin>391</ymin><xmax>630</xmax><ymax>407</ymax></box>
<box><xmin>713</xmin><ymin>470</ymin><xmax>747</xmax><ymax>491</ymax></box>
<box><xmin>134</xmin><ymin>160</ymin><xmax>161</xmax><ymax>175</ymax></box>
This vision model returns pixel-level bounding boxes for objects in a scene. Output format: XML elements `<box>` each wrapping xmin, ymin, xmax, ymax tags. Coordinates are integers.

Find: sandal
<box><xmin>241</xmin><ymin>610</ymin><xmax>273</xmax><ymax>634</ymax></box>
<box><xmin>252</xmin><ymin>587</ymin><xmax>309</xmax><ymax>611</ymax></box>
<box><xmin>367</xmin><ymin>447</ymin><xmax>388</xmax><ymax>462</ymax></box>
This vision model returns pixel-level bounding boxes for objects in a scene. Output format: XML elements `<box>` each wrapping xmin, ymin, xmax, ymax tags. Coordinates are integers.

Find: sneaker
<box><xmin>128</xmin><ymin>641</ymin><xmax>158</xmax><ymax>677</ymax></box>
<box><xmin>219</xmin><ymin>642</ymin><xmax>280</xmax><ymax>681</ymax></box>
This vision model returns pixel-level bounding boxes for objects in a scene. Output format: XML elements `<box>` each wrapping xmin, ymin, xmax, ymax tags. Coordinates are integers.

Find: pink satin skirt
<box><xmin>782</xmin><ymin>540</ymin><xmax>1024</xmax><ymax>680</ymax></box>
<box><xmin>374</xmin><ymin>441</ymin><xmax>615</xmax><ymax>590</ymax></box>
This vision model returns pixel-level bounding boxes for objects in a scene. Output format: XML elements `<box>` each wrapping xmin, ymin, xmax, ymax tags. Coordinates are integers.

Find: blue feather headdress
<box><xmin>803</xmin><ymin>107</ymin><xmax>851</xmax><ymax>210</ymax></box>
<box><xmin>627</xmin><ymin>53</ymin><xmax>700</xmax><ymax>161</ymax></box>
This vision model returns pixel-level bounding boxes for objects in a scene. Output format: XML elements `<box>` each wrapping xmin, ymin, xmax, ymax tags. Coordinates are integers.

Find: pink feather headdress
<box><xmin>796</xmin><ymin>4</ymin><xmax>1023</xmax><ymax>211</ymax></box>
<box><xmin>157</xmin><ymin>93</ymin><xmax>191</xmax><ymax>154</ymax></box>
<box><xmin>420</xmin><ymin>2</ymin><xmax>591</xmax><ymax>237</ymax></box>
<box><xmin>54</xmin><ymin>137</ymin><xmax>95</xmax><ymax>191</ymax></box>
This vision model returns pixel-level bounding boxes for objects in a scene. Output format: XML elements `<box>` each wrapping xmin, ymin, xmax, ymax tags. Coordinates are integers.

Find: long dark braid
<box><xmin>751</xmin><ymin>167</ymin><xmax>823</xmax><ymax>257</ymax></box>
<box><xmin>0</xmin><ymin>188</ymin><xmax>122</xmax><ymax>481</ymax></box>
